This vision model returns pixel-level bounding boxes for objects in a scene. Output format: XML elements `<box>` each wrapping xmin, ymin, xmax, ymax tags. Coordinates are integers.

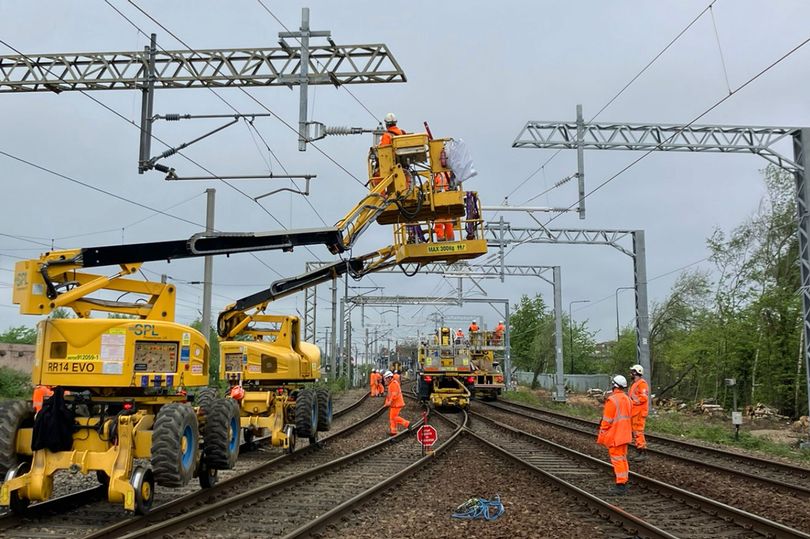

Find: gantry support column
<box><xmin>794</xmin><ymin>129</ymin><xmax>810</xmax><ymax>448</ymax></box>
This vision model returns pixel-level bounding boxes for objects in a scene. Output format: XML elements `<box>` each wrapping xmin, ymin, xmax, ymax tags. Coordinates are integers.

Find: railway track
<box><xmin>468</xmin><ymin>410</ymin><xmax>810</xmax><ymax>538</ymax></box>
<box><xmin>0</xmin><ymin>390</ymin><xmax>376</xmax><ymax>539</ymax></box>
<box><xmin>93</xmin><ymin>398</ymin><xmax>448</xmax><ymax>538</ymax></box>
<box><xmin>484</xmin><ymin>398</ymin><xmax>810</xmax><ymax>498</ymax></box>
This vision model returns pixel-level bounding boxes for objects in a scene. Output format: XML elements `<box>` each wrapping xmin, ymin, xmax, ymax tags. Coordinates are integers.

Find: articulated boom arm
<box><xmin>13</xmin><ymin>228</ymin><xmax>342</xmax><ymax>318</ymax></box>
<box><xmin>217</xmin><ymin>245</ymin><xmax>402</xmax><ymax>339</ymax></box>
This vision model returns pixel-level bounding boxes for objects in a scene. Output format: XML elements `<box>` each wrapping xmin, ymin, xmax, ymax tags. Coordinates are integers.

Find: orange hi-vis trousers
<box><xmin>632</xmin><ymin>415</ymin><xmax>647</xmax><ymax>449</ymax></box>
<box><xmin>388</xmin><ymin>406</ymin><xmax>409</xmax><ymax>435</ymax></box>
<box><xmin>370</xmin><ymin>380</ymin><xmax>378</xmax><ymax>397</ymax></box>
<box><xmin>608</xmin><ymin>445</ymin><xmax>629</xmax><ymax>484</ymax></box>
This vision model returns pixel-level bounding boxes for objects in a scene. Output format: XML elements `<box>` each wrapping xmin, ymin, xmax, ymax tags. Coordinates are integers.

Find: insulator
<box><xmin>554</xmin><ymin>173</ymin><xmax>576</xmax><ymax>188</ymax></box>
<box><xmin>164</xmin><ymin>114</ymin><xmax>181</xmax><ymax>121</ymax></box>
<box><xmin>324</xmin><ymin>125</ymin><xmax>363</xmax><ymax>136</ymax></box>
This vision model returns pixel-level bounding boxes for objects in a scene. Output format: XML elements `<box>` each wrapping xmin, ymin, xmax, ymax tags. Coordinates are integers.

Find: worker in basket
<box><xmin>379</xmin><ymin>112</ymin><xmax>406</xmax><ymax>146</ymax></box>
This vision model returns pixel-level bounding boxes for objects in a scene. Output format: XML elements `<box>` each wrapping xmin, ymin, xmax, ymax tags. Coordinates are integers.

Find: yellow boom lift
<box><xmin>214</xmin><ymin>129</ymin><xmax>488</xmax><ymax>450</ymax></box>
<box><xmin>0</xmin><ymin>228</ymin><xmax>348</xmax><ymax>515</ymax></box>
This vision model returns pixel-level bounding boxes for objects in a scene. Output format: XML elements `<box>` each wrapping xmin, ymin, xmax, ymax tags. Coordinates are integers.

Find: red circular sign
<box><xmin>416</xmin><ymin>424</ymin><xmax>438</xmax><ymax>446</ymax></box>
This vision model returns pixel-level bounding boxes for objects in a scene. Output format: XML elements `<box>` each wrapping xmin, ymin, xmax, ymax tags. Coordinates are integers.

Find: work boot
<box><xmin>607</xmin><ymin>483</ymin><xmax>629</xmax><ymax>496</ymax></box>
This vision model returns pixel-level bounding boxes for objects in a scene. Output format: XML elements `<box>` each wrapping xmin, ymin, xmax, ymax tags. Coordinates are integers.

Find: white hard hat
<box><xmin>499</xmin><ymin>321</ymin><xmax>503</xmax><ymax>324</ymax></box>
<box><xmin>630</xmin><ymin>364</ymin><xmax>644</xmax><ymax>376</ymax></box>
<box><xmin>384</xmin><ymin>112</ymin><xmax>397</xmax><ymax>126</ymax></box>
<box><xmin>383</xmin><ymin>370</ymin><xmax>394</xmax><ymax>379</ymax></box>
<box><xmin>612</xmin><ymin>375</ymin><xmax>628</xmax><ymax>389</ymax></box>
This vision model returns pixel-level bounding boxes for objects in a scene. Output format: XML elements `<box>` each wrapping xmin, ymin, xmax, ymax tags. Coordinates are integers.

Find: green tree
<box><xmin>0</xmin><ymin>326</ymin><xmax>37</xmax><ymax>344</ymax></box>
<box><xmin>510</xmin><ymin>294</ymin><xmax>596</xmax><ymax>388</ymax></box>
<box><xmin>190</xmin><ymin>320</ymin><xmax>220</xmax><ymax>386</ymax></box>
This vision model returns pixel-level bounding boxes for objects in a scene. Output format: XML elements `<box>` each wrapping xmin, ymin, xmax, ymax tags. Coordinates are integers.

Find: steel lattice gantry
<box><xmin>514</xmin><ymin>120</ymin><xmax>799</xmax><ymax>171</ymax></box>
<box><xmin>0</xmin><ymin>43</ymin><xmax>406</xmax><ymax>93</ymax></box>
<box><xmin>0</xmin><ymin>7</ymin><xmax>406</xmax><ymax>159</ymax></box>
<box><xmin>514</xmin><ymin>114</ymin><xmax>810</xmax><ymax>441</ymax></box>
<box><xmin>484</xmin><ymin>222</ymin><xmax>651</xmax><ymax>388</ymax></box>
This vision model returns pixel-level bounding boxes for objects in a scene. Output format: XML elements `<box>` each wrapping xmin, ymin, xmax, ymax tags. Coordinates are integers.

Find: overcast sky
<box><xmin>1</xmin><ymin>1</ymin><xmax>809</xmax><ymax>354</ymax></box>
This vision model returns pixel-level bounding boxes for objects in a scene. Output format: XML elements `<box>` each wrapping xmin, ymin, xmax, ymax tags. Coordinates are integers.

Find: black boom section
<box><xmin>229</xmin><ymin>258</ymin><xmax>364</xmax><ymax>313</ymax></box>
<box><xmin>76</xmin><ymin>228</ymin><xmax>343</xmax><ymax>268</ymax></box>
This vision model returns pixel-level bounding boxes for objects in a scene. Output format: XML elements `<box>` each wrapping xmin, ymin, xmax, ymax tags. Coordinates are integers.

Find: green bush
<box><xmin>0</xmin><ymin>367</ymin><xmax>32</xmax><ymax>400</ymax></box>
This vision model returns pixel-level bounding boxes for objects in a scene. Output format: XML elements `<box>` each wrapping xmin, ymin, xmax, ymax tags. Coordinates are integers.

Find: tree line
<box><xmin>510</xmin><ymin>167</ymin><xmax>807</xmax><ymax>418</ymax></box>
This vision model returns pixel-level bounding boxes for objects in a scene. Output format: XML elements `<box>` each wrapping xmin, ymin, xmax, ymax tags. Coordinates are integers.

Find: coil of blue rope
<box><xmin>451</xmin><ymin>495</ymin><xmax>504</xmax><ymax>521</ymax></box>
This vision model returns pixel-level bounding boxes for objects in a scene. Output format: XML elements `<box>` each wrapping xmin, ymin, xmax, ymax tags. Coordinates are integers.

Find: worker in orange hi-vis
<box><xmin>376</xmin><ymin>370</ymin><xmax>385</xmax><ymax>397</ymax></box>
<box><xmin>383</xmin><ymin>370</ymin><xmax>409</xmax><ymax>436</ymax></box>
<box><xmin>468</xmin><ymin>320</ymin><xmax>479</xmax><ymax>333</ymax></box>
<box><xmin>32</xmin><ymin>385</ymin><xmax>54</xmax><ymax>414</ymax></box>
<box><xmin>628</xmin><ymin>364</ymin><xmax>650</xmax><ymax>462</ymax></box>
<box><xmin>455</xmin><ymin>328</ymin><xmax>464</xmax><ymax>344</ymax></box>
<box><xmin>597</xmin><ymin>375</ymin><xmax>633</xmax><ymax>495</ymax></box>
<box><xmin>493</xmin><ymin>320</ymin><xmax>505</xmax><ymax>345</ymax></box>
<box><xmin>378</xmin><ymin>113</ymin><xmax>406</xmax><ymax>146</ymax></box>
<box><xmin>433</xmin><ymin>171</ymin><xmax>455</xmax><ymax>242</ymax></box>
<box><xmin>393</xmin><ymin>370</ymin><xmax>401</xmax><ymax>384</ymax></box>
<box><xmin>369</xmin><ymin>369</ymin><xmax>378</xmax><ymax>397</ymax></box>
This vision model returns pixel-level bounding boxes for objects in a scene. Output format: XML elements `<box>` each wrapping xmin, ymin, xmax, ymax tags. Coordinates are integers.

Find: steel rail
<box><xmin>471</xmin><ymin>410</ymin><xmax>810</xmax><ymax>539</ymax></box>
<box><xmin>111</xmin><ymin>412</ymin><xmax>425</xmax><ymax>538</ymax></box>
<box><xmin>486</xmin><ymin>398</ymin><xmax>810</xmax><ymax>497</ymax></box>
<box><xmin>464</xmin><ymin>428</ymin><xmax>676</xmax><ymax>539</ymax></box>
<box><xmin>83</xmin><ymin>391</ymin><xmax>378</xmax><ymax>539</ymax></box>
<box><xmin>281</xmin><ymin>406</ymin><xmax>467</xmax><ymax>538</ymax></box>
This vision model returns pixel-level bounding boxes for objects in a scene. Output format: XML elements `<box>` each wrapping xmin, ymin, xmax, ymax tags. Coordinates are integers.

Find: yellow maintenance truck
<box><xmin>0</xmin><ymin>229</ymin><xmax>347</xmax><ymax>515</ymax></box>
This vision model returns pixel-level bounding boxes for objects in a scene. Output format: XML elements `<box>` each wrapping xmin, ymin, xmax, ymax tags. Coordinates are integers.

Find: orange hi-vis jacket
<box><xmin>379</xmin><ymin>125</ymin><xmax>405</xmax><ymax>146</ymax></box>
<box><xmin>469</xmin><ymin>323</ymin><xmax>479</xmax><ymax>332</ymax></box>
<box><xmin>597</xmin><ymin>389</ymin><xmax>632</xmax><ymax>448</ymax></box>
<box><xmin>385</xmin><ymin>378</ymin><xmax>405</xmax><ymax>409</ymax></box>
<box><xmin>629</xmin><ymin>377</ymin><xmax>649</xmax><ymax>417</ymax></box>
<box><xmin>32</xmin><ymin>385</ymin><xmax>54</xmax><ymax>413</ymax></box>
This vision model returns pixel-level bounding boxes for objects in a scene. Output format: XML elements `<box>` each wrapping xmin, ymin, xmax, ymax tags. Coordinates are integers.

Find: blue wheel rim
<box><xmin>228</xmin><ymin>416</ymin><xmax>239</xmax><ymax>453</ymax></box>
<box><xmin>181</xmin><ymin>424</ymin><xmax>194</xmax><ymax>470</ymax></box>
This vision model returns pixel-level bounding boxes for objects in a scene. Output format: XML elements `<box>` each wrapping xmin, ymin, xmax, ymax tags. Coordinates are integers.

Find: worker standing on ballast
<box><xmin>370</xmin><ymin>369</ymin><xmax>379</xmax><ymax>397</ymax></box>
<box><xmin>597</xmin><ymin>375</ymin><xmax>633</xmax><ymax>495</ymax></box>
<box><xmin>378</xmin><ymin>113</ymin><xmax>406</xmax><ymax>146</ymax></box>
<box><xmin>383</xmin><ymin>370</ymin><xmax>409</xmax><ymax>436</ymax></box>
<box><xmin>628</xmin><ymin>364</ymin><xmax>649</xmax><ymax>461</ymax></box>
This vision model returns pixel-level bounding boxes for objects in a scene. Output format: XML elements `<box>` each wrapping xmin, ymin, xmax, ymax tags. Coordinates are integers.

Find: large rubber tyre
<box><xmin>0</xmin><ymin>400</ymin><xmax>34</xmax><ymax>473</ymax></box>
<box><xmin>294</xmin><ymin>390</ymin><xmax>318</xmax><ymax>439</ymax></box>
<box><xmin>195</xmin><ymin>387</ymin><xmax>218</xmax><ymax>413</ymax></box>
<box><xmin>202</xmin><ymin>398</ymin><xmax>240</xmax><ymax>470</ymax></box>
<box><xmin>151</xmin><ymin>403</ymin><xmax>199</xmax><ymax>488</ymax></box>
<box><xmin>315</xmin><ymin>389</ymin><xmax>333</xmax><ymax>432</ymax></box>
